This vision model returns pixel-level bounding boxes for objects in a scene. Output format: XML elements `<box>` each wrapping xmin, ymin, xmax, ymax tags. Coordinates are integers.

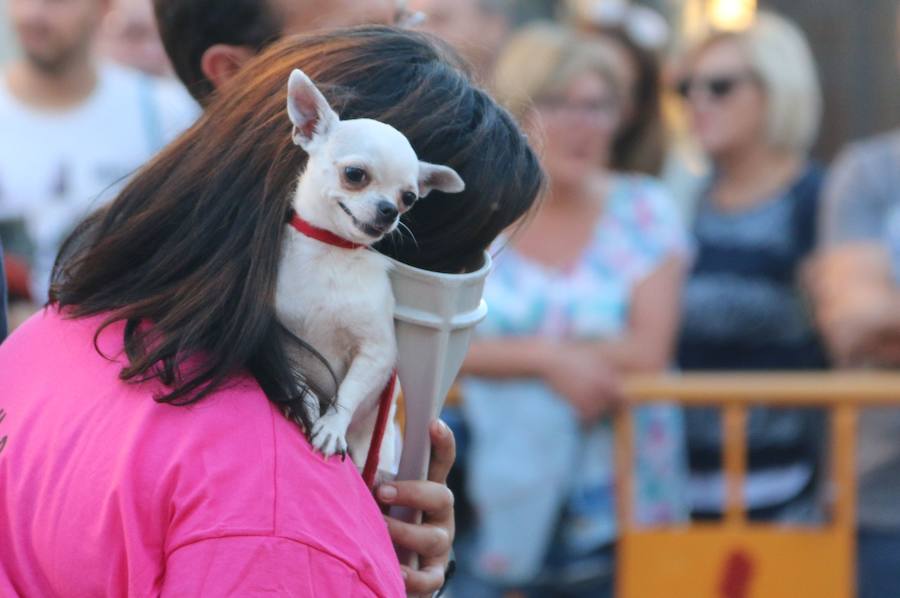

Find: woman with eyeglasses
<box><xmin>676</xmin><ymin>12</ymin><xmax>829</xmax><ymax>522</ymax></box>
<box><xmin>564</xmin><ymin>0</ymin><xmax>671</xmax><ymax>177</ymax></box>
<box><xmin>457</xmin><ymin>22</ymin><xmax>689</xmax><ymax>597</ymax></box>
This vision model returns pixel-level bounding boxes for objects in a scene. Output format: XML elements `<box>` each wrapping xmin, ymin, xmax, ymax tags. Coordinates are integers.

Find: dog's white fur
<box><xmin>275</xmin><ymin>69</ymin><xmax>464</xmax><ymax>469</ymax></box>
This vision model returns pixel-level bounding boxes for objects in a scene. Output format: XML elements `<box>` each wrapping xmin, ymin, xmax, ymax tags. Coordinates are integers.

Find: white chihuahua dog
<box><xmin>275</xmin><ymin>69</ymin><xmax>465</xmax><ymax>469</ymax></box>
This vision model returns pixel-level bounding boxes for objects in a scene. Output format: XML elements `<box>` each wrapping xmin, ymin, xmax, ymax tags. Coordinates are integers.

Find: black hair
<box><xmin>152</xmin><ymin>0</ymin><xmax>281</xmax><ymax>103</ymax></box>
<box><xmin>51</xmin><ymin>27</ymin><xmax>544</xmax><ymax>426</ymax></box>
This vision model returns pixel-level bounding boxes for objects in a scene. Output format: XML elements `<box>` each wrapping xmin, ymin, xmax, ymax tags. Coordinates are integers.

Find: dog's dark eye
<box><xmin>401</xmin><ymin>191</ymin><xmax>418</xmax><ymax>207</ymax></box>
<box><xmin>343</xmin><ymin>167</ymin><xmax>369</xmax><ymax>187</ymax></box>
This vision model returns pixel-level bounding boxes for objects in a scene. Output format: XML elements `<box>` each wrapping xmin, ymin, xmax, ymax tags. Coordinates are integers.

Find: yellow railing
<box><xmin>615</xmin><ymin>372</ymin><xmax>900</xmax><ymax>598</ymax></box>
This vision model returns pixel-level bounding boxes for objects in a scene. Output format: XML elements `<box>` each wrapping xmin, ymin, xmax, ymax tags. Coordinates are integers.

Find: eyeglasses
<box><xmin>535</xmin><ymin>96</ymin><xmax>620</xmax><ymax>121</ymax></box>
<box><xmin>676</xmin><ymin>73</ymin><xmax>757</xmax><ymax>102</ymax></box>
<box><xmin>395</xmin><ymin>6</ymin><xmax>425</xmax><ymax>28</ymax></box>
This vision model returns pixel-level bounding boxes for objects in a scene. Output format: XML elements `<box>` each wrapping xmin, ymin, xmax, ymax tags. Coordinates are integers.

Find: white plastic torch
<box><xmin>386</xmin><ymin>251</ymin><xmax>491</xmax><ymax>566</ymax></box>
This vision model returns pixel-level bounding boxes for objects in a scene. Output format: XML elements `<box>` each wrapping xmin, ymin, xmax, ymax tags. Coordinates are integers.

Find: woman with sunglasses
<box><xmin>676</xmin><ymin>12</ymin><xmax>829</xmax><ymax>522</ymax></box>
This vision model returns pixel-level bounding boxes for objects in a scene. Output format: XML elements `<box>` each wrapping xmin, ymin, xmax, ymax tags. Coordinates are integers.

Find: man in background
<box><xmin>151</xmin><ymin>2</ymin><xmax>456</xmax><ymax>595</ymax></box>
<box><xmin>810</xmin><ymin>5</ymin><xmax>900</xmax><ymax>597</ymax></box>
<box><xmin>408</xmin><ymin>0</ymin><xmax>513</xmax><ymax>83</ymax></box>
<box><xmin>154</xmin><ymin>0</ymin><xmax>398</xmax><ymax>105</ymax></box>
<box><xmin>0</xmin><ymin>0</ymin><xmax>196</xmax><ymax>305</ymax></box>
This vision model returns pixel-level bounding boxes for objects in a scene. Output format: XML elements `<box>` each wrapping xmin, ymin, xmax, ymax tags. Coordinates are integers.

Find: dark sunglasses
<box><xmin>676</xmin><ymin>73</ymin><xmax>756</xmax><ymax>101</ymax></box>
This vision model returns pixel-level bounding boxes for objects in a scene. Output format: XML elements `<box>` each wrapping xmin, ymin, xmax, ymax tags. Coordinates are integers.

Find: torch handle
<box><xmin>388</xmin><ymin>390</ymin><xmax>438</xmax><ymax>568</ymax></box>
<box><xmin>388</xmin><ymin>504</ymin><xmax>424</xmax><ymax>569</ymax></box>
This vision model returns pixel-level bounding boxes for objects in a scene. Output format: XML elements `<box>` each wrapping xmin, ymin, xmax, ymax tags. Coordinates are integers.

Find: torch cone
<box><xmin>386</xmin><ymin>252</ymin><xmax>491</xmax><ymax>565</ymax></box>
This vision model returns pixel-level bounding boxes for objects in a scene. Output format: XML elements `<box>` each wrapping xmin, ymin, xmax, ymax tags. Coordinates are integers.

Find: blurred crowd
<box><xmin>1</xmin><ymin>0</ymin><xmax>900</xmax><ymax>597</ymax></box>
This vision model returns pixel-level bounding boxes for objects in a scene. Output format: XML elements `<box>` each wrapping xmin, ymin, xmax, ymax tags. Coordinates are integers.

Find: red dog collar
<box><xmin>289</xmin><ymin>212</ymin><xmax>366</xmax><ymax>250</ymax></box>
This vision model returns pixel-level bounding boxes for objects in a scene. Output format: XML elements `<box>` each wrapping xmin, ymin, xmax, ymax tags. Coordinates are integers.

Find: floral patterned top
<box><xmin>461</xmin><ymin>175</ymin><xmax>690</xmax><ymax>584</ymax></box>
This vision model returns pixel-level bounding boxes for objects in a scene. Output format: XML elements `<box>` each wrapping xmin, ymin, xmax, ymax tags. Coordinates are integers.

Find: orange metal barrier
<box><xmin>615</xmin><ymin>372</ymin><xmax>900</xmax><ymax>598</ymax></box>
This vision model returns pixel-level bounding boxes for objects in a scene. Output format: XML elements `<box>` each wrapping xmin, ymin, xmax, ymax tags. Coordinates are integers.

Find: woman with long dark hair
<box><xmin>0</xmin><ymin>27</ymin><xmax>542</xmax><ymax>597</ymax></box>
<box><xmin>564</xmin><ymin>0</ymin><xmax>670</xmax><ymax>176</ymax></box>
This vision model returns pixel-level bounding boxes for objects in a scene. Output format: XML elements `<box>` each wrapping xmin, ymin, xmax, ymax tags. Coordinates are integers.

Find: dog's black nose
<box><xmin>375</xmin><ymin>201</ymin><xmax>398</xmax><ymax>223</ymax></box>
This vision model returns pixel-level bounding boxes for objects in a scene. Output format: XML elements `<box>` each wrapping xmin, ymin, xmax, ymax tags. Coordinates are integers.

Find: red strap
<box><xmin>362</xmin><ymin>370</ymin><xmax>398</xmax><ymax>489</ymax></box>
<box><xmin>289</xmin><ymin>212</ymin><xmax>366</xmax><ymax>250</ymax></box>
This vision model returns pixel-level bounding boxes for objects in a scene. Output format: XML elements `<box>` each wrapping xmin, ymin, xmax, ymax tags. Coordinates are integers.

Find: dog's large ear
<box><xmin>287</xmin><ymin>69</ymin><xmax>339</xmax><ymax>150</ymax></box>
<box><xmin>418</xmin><ymin>162</ymin><xmax>465</xmax><ymax>198</ymax></box>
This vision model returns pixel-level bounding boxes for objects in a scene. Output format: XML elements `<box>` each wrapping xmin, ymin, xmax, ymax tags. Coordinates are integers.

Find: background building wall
<box><xmin>763</xmin><ymin>0</ymin><xmax>900</xmax><ymax>159</ymax></box>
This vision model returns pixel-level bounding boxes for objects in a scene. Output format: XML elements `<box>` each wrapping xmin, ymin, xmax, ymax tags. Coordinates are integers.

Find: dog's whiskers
<box><xmin>395</xmin><ymin>220</ymin><xmax>419</xmax><ymax>248</ymax></box>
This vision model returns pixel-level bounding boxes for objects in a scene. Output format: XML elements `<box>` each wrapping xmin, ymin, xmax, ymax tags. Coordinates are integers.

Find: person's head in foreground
<box><xmin>495</xmin><ymin>21</ymin><xmax>625</xmax><ymax>193</ymax></box>
<box><xmin>0</xmin><ymin>27</ymin><xmax>542</xmax><ymax>597</ymax></box>
<box><xmin>152</xmin><ymin>0</ymin><xmax>400</xmax><ymax>103</ymax></box>
<box><xmin>677</xmin><ymin>10</ymin><xmax>821</xmax><ymax>166</ymax></box>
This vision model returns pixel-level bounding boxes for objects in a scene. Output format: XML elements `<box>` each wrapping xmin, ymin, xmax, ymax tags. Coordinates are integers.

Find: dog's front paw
<box><xmin>308</xmin><ymin>411</ymin><xmax>350</xmax><ymax>460</ymax></box>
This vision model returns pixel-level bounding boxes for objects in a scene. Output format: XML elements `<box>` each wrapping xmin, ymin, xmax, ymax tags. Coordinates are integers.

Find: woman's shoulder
<box><xmin>128</xmin><ymin>354</ymin><xmax>401</xmax><ymax>592</ymax></box>
<box><xmin>0</xmin><ymin>309</ymin><xmax>398</xmax><ymax>591</ymax></box>
<box><xmin>792</xmin><ymin>160</ymin><xmax>826</xmax><ymax>198</ymax></box>
<box><xmin>610</xmin><ymin>174</ymin><xmax>678</xmax><ymax>214</ymax></box>
<box><xmin>0</xmin><ymin>308</ymin><xmax>352</xmax><ymax>499</ymax></box>
<box><xmin>615</xmin><ymin>172</ymin><xmax>671</xmax><ymax>194</ymax></box>
<box><xmin>607</xmin><ymin>173</ymin><xmax>685</xmax><ymax>236</ymax></box>
<box><xmin>161</xmin><ymin>393</ymin><xmax>399</xmax><ymax>590</ymax></box>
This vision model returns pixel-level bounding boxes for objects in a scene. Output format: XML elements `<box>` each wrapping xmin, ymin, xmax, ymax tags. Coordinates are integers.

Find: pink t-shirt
<box><xmin>0</xmin><ymin>309</ymin><xmax>405</xmax><ymax>597</ymax></box>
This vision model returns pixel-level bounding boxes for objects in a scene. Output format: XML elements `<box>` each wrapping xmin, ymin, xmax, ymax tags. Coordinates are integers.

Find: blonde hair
<box><xmin>690</xmin><ymin>11</ymin><xmax>822</xmax><ymax>153</ymax></box>
<box><xmin>493</xmin><ymin>22</ymin><xmax>624</xmax><ymax>124</ymax></box>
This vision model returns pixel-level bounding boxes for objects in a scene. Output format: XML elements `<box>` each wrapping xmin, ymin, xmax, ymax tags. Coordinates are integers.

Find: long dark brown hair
<box><xmin>601</xmin><ymin>27</ymin><xmax>667</xmax><ymax>176</ymax></box>
<box><xmin>50</xmin><ymin>27</ymin><xmax>543</xmax><ymax>426</ymax></box>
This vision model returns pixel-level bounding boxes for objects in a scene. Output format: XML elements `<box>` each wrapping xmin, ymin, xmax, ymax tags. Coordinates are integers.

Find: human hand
<box><xmin>806</xmin><ymin>246</ymin><xmax>900</xmax><ymax>365</ymax></box>
<box><xmin>808</xmin><ymin>247</ymin><xmax>892</xmax><ymax>325</ymax></box>
<box><xmin>378</xmin><ymin>420</ymin><xmax>456</xmax><ymax>596</ymax></box>
<box><xmin>861</xmin><ymin>332</ymin><xmax>900</xmax><ymax>367</ymax></box>
<box><xmin>542</xmin><ymin>342</ymin><xmax>623</xmax><ymax>422</ymax></box>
